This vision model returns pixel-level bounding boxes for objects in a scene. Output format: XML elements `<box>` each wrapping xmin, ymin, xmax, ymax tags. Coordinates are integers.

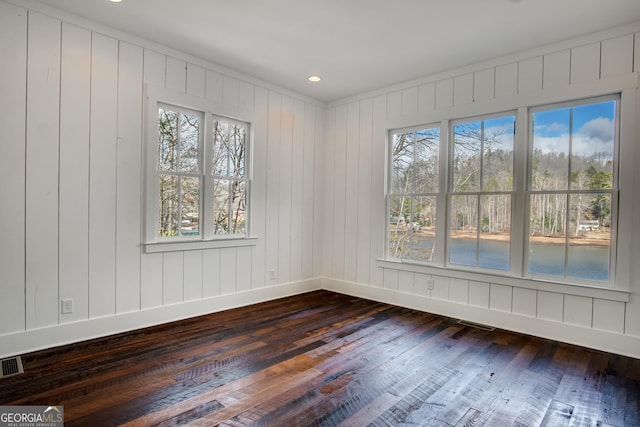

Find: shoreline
<box><xmin>393</xmin><ymin>226</ymin><xmax>610</xmax><ymax>247</ymax></box>
<box><xmin>450</xmin><ymin>231</ymin><xmax>610</xmax><ymax>246</ymax></box>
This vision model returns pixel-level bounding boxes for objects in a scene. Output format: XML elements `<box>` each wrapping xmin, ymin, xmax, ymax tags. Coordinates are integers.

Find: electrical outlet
<box><xmin>61</xmin><ymin>298</ymin><xmax>74</xmax><ymax>314</ymax></box>
<box><xmin>269</xmin><ymin>269</ymin><xmax>276</xmax><ymax>280</ymax></box>
<box><xmin>426</xmin><ymin>279</ymin><xmax>435</xmax><ymax>290</ymax></box>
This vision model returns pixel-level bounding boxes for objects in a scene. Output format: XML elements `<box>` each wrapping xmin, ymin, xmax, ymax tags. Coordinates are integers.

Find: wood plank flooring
<box><xmin>1</xmin><ymin>290</ymin><xmax>639</xmax><ymax>426</ymax></box>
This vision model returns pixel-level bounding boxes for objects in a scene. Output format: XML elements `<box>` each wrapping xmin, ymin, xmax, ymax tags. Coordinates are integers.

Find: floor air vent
<box><xmin>456</xmin><ymin>319</ymin><xmax>495</xmax><ymax>331</ymax></box>
<box><xmin>1</xmin><ymin>356</ymin><xmax>24</xmax><ymax>379</ymax></box>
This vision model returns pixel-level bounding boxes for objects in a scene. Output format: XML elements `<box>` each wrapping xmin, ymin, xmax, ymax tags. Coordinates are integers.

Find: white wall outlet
<box><xmin>426</xmin><ymin>279</ymin><xmax>435</xmax><ymax>290</ymax></box>
<box><xmin>61</xmin><ymin>298</ymin><xmax>74</xmax><ymax>314</ymax></box>
<box><xmin>269</xmin><ymin>269</ymin><xmax>276</xmax><ymax>280</ymax></box>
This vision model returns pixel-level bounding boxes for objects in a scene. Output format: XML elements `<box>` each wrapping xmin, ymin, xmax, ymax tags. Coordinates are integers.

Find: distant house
<box><xmin>577</xmin><ymin>220</ymin><xmax>600</xmax><ymax>231</ymax></box>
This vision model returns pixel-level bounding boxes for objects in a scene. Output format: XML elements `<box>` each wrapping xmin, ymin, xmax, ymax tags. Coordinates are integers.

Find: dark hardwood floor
<box><xmin>1</xmin><ymin>290</ymin><xmax>639</xmax><ymax>426</ymax></box>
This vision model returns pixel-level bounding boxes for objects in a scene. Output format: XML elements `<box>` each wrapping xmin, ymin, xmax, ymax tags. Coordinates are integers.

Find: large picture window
<box><xmin>147</xmin><ymin>99</ymin><xmax>251</xmax><ymax>245</ymax></box>
<box><xmin>386</xmin><ymin>94</ymin><xmax>620</xmax><ymax>288</ymax></box>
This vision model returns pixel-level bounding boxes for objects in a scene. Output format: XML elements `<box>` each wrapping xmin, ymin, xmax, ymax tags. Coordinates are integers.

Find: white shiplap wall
<box><xmin>322</xmin><ymin>26</ymin><xmax>640</xmax><ymax>358</ymax></box>
<box><xmin>1</xmin><ymin>0</ymin><xmax>639</xmax><ymax>360</ymax></box>
<box><xmin>0</xmin><ymin>1</ymin><xmax>324</xmax><ymax>357</ymax></box>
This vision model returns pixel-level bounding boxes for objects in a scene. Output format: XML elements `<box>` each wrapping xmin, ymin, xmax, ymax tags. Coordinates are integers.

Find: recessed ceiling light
<box><xmin>109</xmin><ymin>0</ymin><xmax>122</xmax><ymax>2</ymax></box>
<box><xmin>308</xmin><ymin>75</ymin><xmax>321</xmax><ymax>83</ymax></box>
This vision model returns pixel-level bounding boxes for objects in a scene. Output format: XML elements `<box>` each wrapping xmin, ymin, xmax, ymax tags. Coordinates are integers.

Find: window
<box><xmin>211</xmin><ymin>117</ymin><xmax>249</xmax><ymax>236</ymax></box>
<box><xmin>386</xmin><ymin>95</ymin><xmax>620</xmax><ymax>287</ymax></box>
<box><xmin>388</xmin><ymin>126</ymin><xmax>440</xmax><ymax>262</ymax></box>
<box><xmin>157</xmin><ymin>104</ymin><xmax>202</xmax><ymax>238</ymax></box>
<box><xmin>527</xmin><ymin>96</ymin><xmax>618</xmax><ymax>283</ymax></box>
<box><xmin>449</xmin><ymin>114</ymin><xmax>515</xmax><ymax>270</ymax></box>
<box><xmin>147</xmin><ymin>95</ymin><xmax>251</xmax><ymax>246</ymax></box>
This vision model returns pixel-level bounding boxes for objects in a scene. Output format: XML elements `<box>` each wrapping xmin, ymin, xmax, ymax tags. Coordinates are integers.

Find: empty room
<box><xmin>1</xmin><ymin>0</ymin><xmax>640</xmax><ymax>425</ymax></box>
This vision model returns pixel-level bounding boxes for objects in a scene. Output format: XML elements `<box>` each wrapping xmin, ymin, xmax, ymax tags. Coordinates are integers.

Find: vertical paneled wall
<box><xmin>25</xmin><ymin>11</ymin><xmax>61</xmax><ymax>330</ymax></box>
<box><xmin>0</xmin><ymin>1</ymin><xmax>323</xmax><ymax>351</ymax></box>
<box><xmin>0</xmin><ymin>1</ymin><xmax>27</xmax><ymax>335</ymax></box>
<box><xmin>1</xmin><ymin>0</ymin><xmax>638</xmax><ymax>359</ymax></box>
<box><xmin>323</xmin><ymin>28</ymin><xmax>640</xmax><ymax>354</ymax></box>
<box><xmin>59</xmin><ymin>22</ymin><xmax>91</xmax><ymax>324</ymax></box>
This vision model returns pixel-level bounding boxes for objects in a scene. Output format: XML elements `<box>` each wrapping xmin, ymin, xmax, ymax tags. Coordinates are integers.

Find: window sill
<box><xmin>144</xmin><ymin>236</ymin><xmax>258</xmax><ymax>253</ymax></box>
<box><xmin>376</xmin><ymin>258</ymin><xmax>630</xmax><ymax>303</ymax></box>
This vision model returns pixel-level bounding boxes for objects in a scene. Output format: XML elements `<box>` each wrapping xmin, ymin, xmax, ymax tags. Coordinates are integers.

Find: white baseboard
<box><xmin>0</xmin><ymin>279</ymin><xmax>322</xmax><ymax>359</ymax></box>
<box><xmin>322</xmin><ymin>278</ymin><xmax>640</xmax><ymax>360</ymax></box>
<box><xmin>3</xmin><ymin>277</ymin><xmax>639</xmax><ymax>360</ymax></box>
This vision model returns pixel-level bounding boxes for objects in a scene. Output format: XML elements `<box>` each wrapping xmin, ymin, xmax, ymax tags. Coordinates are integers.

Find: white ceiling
<box><xmin>35</xmin><ymin>0</ymin><xmax>640</xmax><ymax>103</ymax></box>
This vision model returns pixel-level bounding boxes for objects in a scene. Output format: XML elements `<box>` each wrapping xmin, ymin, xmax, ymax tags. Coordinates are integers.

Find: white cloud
<box><xmin>533</xmin><ymin>117</ymin><xmax>614</xmax><ymax>158</ymax></box>
<box><xmin>533</xmin><ymin>135</ymin><xmax>569</xmax><ymax>155</ymax></box>
<box><xmin>573</xmin><ymin>117</ymin><xmax>614</xmax><ymax>158</ymax></box>
<box><xmin>546</xmin><ymin>122</ymin><xmax>568</xmax><ymax>134</ymax></box>
<box><xmin>578</xmin><ymin>117</ymin><xmax>614</xmax><ymax>142</ymax></box>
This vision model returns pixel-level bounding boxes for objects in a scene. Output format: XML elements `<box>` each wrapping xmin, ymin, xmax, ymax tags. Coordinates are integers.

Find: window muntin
<box><xmin>527</xmin><ymin>96</ymin><xmax>618</xmax><ymax>283</ymax></box>
<box><xmin>152</xmin><ymin>104</ymin><xmax>250</xmax><ymax>242</ymax></box>
<box><xmin>388</xmin><ymin>126</ymin><xmax>440</xmax><ymax>262</ymax></box>
<box><xmin>449</xmin><ymin>114</ymin><xmax>515</xmax><ymax>271</ymax></box>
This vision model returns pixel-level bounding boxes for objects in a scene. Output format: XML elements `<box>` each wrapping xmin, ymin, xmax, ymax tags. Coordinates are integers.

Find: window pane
<box><xmin>213</xmin><ymin>179</ymin><xmax>230</xmax><ymax>234</ymax></box>
<box><xmin>178</xmin><ymin>112</ymin><xmax>200</xmax><ymax>173</ymax></box>
<box><xmin>158</xmin><ymin>174</ymin><xmax>178</xmax><ymax>236</ymax></box>
<box><xmin>409</xmin><ymin>196</ymin><xmax>437</xmax><ymax>262</ymax></box>
<box><xmin>483</xmin><ymin>116</ymin><xmax>514</xmax><ymax>191</ymax></box>
<box><xmin>230</xmin><ymin>180</ymin><xmax>246</xmax><ymax>235</ymax></box>
<box><xmin>388</xmin><ymin>196</ymin><xmax>437</xmax><ymax>262</ymax></box>
<box><xmin>531</xmin><ymin>108</ymin><xmax>570</xmax><ymax>190</ymax></box>
<box><xmin>453</xmin><ymin>121</ymin><xmax>481</xmax><ymax>192</ymax></box>
<box><xmin>568</xmin><ymin>193</ymin><xmax>611</xmax><ymax>281</ymax></box>
<box><xmin>180</xmin><ymin>176</ymin><xmax>199</xmax><ymax>236</ymax></box>
<box><xmin>212</xmin><ymin>121</ymin><xmax>230</xmax><ymax>176</ymax></box>
<box><xmin>212</xmin><ymin>119</ymin><xmax>247</xmax><ymax>179</ymax></box>
<box><xmin>414</xmin><ymin>128</ymin><xmax>439</xmax><ymax>193</ymax></box>
<box><xmin>229</xmin><ymin>124</ymin><xmax>246</xmax><ymax>178</ymax></box>
<box><xmin>570</xmin><ymin>101</ymin><xmax>616</xmax><ymax>190</ymax></box>
<box><xmin>449</xmin><ymin>195</ymin><xmax>478</xmax><ymax>266</ymax></box>
<box><xmin>391</xmin><ymin>132</ymin><xmax>414</xmax><ymax>194</ymax></box>
<box><xmin>389</xmin><ymin>195</ymin><xmax>409</xmax><ymax>258</ymax></box>
<box><xmin>158</xmin><ymin>108</ymin><xmax>178</xmax><ymax>172</ymax></box>
<box><xmin>529</xmin><ymin>193</ymin><xmax>567</xmax><ymax>239</ymax></box>
<box><xmin>478</xmin><ymin>194</ymin><xmax>511</xmax><ymax>270</ymax></box>
<box><xmin>528</xmin><ymin>193</ymin><xmax>566</xmax><ymax>277</ymax></box>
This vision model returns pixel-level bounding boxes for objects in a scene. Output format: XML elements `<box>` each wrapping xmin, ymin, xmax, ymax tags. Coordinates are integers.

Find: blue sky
<box><xmin>532</xmin><ymin>100</ymin><xmax>616</xmax><ymax>157</ymax></box>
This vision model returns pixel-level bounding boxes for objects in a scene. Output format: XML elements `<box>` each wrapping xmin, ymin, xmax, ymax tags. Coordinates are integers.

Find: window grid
<box><xmin>210</xmin><ymin>117</ymin><xmax>249</xmax><ymax>237</ymax></box>
<box><xmin>388</xmin><ymin>126</ymin><xmax>440</xmax><ymax>263</ymax></box>
<box><xmin>157</xmin><ymin>105</ymin><xmax>203</xmax><ymax>238</ymax></box>
<box><xmin>386</xmin><ymin>95</ymin><xmax>619</xmax><ymax>288</ymax></box>
<box><xmin>153</xmin><ymin>104</ymin><xmax>250</xmax><ymax>242</ymax></box>
<box><xmin>526</xmin><ymin>95</ymin><xmax>618</xmax><ymax>284</ymax></box>
<box><xmin>448</xmin><ymin>113</ymin><xmax>516</xmax><ymax>271</ymax></box>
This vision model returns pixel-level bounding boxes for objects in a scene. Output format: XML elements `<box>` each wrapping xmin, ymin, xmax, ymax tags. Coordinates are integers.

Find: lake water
<box><xmin>449</xmin><ymin>240</ymin><xmax>609</xmax><ymax>282</ymax></box>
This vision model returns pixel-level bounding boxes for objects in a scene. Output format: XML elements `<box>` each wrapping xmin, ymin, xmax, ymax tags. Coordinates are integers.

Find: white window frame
<box><xmin>384</xmin><ymin>91</ymin><xmax>630</xmax><ymax>295</ymax></box>
<box><xmin>144</xmin><ymin>85</ymin><xmax>257</xmax><ymax>253</ymax></box>
<box><xmin>524</xmin><ymin>94</ymin><xmax>620</xmax><ymax>286</ymax></box>
<box><xmin>447</xmin><ymin>111</ymin><xmax>517</xmax><ymax>273</ymax></box>
<box><xmin>387</xmin><ymin>123</ymin><xmax>444</xmax><ymax>264</ymax></box>
<box><xmin>154</xmin><ymin>103</ymin><xmax>204</xmax><ymax>241</ymax></box>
